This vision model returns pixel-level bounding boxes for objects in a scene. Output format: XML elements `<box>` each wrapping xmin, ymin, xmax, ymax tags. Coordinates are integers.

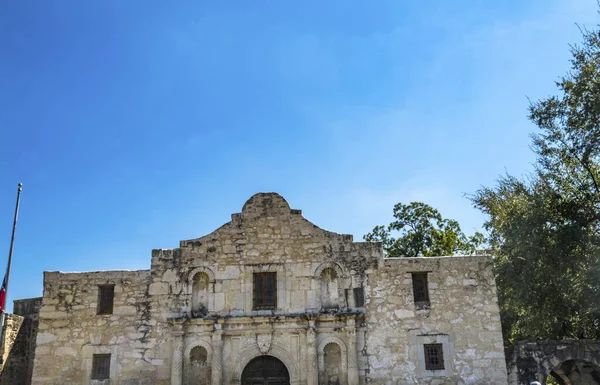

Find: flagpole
<box><xmin>0</xmin><ymin>183</ymin><xmax>22</xmax><ymax>348</ymax></box>
<box><xmin>4</xmin><ymin>183</ymin><xmax>22</xmax><ymax>314</ymax></box>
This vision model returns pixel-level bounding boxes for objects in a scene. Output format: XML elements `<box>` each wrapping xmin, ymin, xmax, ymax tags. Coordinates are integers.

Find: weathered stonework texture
<box><xmin>506</xmin><ymin>340</ymin><xmax>600</xmax><ymax>384</ymax></box>
<box><xmin>22</xmin><ymin>193</ymin><xmax>507</xmax><ymax>384</ymax></box>
<box><xmin>364</xmin><ymin>257</ymin><xmax>507</xmax><ymax>384</ymax></box>
<box><xmin>0</xmin><ymin>297</ymin><xmax>42</xmax><ymax>385</ymax></box>
<box><xmin>0</xmin><ymin>313</ymin><xmax>24</xmax><ymax>378</ymax></box>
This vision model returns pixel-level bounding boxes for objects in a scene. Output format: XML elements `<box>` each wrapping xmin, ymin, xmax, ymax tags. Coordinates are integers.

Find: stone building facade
<box><xmin>0</xmin><ymin>297</ymin><xmax>42</xmax><ymax>385</ymax></box>
<box><xmin>22</xmin><ymin>193</ymin><xmax>507</xmax><ymax>384</ymax></box>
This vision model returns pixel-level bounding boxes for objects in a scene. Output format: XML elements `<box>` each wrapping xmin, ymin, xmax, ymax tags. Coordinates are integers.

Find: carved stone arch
<box><xmin>540</xmin><ymin>346</ymin><xmax>600</xmax><ymax>384</ymax></box>
<box><xmin>188</xmin><ymin>267</ymin><xmax>216</xmax><ymax>315</ymax></box>
<box><xmin>231</xmin><ymin>343</ymin><xmax>300</xmax><ymax>385</ymax></box>
<box><xmin>315</xmin><ymin>263</ymin><xmax>347</xmax><ymax>309</ymax></box>
<box><xmin>318</xmin><ymin>336</ymin><xmax>347</xmax><ymax>355</ymax></box>
<box><xmin>184</xmin><ymin>339</ymin><xmax>213</xmax><ymax>385</ymax></box>
<box><xmin>543</xmin><ymin>357</ymin><xmax>600</xmax><ymax>384</ymax></box>
<box><xmin>313</xmin><ymin>262</ymin><xmax>346</xmax><ymax>279</ymax></box>
<box><xmin>184</xmin><ymin>338</ymin><xmax>213</xmax><ymax>358</ymax></box>
<box><xmin>188</xmin><ymin>266</ymin><xmax>216</xmax><ymax>285</ymax></box>
<box><xmin>317</xmin><ymin>337</ymin><xmax>348</xmax><ymax>385</ymax></box>
<box><xmin>510</xmin><ymin>340</ymin><xmax>600</xmax><ymax>384</ymax></box>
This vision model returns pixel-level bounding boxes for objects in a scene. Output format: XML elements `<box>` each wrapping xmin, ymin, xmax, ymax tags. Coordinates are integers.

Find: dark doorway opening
<box><xmin>242</xmin><ymin>356</ymin><xmax>290</xmax><ymax>385</ymax></box>
<box><xmin>545</xmin><ymin>359</ymin><xmax>600</xmax><ymax>385</ymax></box>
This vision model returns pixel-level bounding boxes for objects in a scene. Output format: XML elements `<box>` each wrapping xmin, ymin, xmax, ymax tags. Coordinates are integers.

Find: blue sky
<box><xmin>0</xmin><ymin>0</ymin><xmax>598</xmax><ymax>307</ymax></box>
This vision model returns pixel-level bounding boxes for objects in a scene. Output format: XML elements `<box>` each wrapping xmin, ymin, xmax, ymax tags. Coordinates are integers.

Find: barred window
<box><xmin>353</xmin><ymin>287</ymin><xmax>365</xmax><ymax>307</ymax></box>
<box><xmin>424</xmin><ymin>344</ymin><xmax>444</xmax><ymax>370</ymax></box>
<box><xmin>97</xmin><ymin>285</ymin><xmax>114</xmax><ymax>315</ymax></box>
<box><xmin>411</xmin><ymin>273</ymin><xmax>430</xmax><ymax>308</ymax></box>
<box><xmin>253</xmin><ymin>272</ymin><xmax>277</xmax><ymax>310</ymax></box>
<box><xmin>92</xmin><ymin>354</ymin><xmax>111</xmax><ymax>379</ymax></box>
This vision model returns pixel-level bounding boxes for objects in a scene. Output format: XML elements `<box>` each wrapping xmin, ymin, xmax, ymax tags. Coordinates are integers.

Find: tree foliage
<box><xmin>364</xmin><ymin>202</ymin><xmax>484</xmax><ymax>258</ymax></box>
<box><xmin>471</xmin><ymin>27</ymin><xmax>600</xmax><ymax>342</ymax></box>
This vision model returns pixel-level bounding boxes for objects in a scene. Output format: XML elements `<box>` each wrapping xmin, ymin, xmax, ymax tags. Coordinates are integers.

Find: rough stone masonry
<box><xmin>11</xmin><ymin>193</ymin><xmax>508</xmax><ymax>384</ymax></box>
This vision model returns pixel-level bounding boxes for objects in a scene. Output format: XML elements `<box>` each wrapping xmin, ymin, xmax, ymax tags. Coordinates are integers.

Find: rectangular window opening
<box><xmin>353</xmin><ymin>287</ymin><xmax>365</xmax><ymax>307</ymax></box>
<box><xmin>411</xmin><ymin>273</ymin><xmax>430</xmax><ymax>309</ymax></box>
<box><xmin>253</xmin><ymin>272</ymin><xmax>277</xmax><ymax>310</ymax></box>
<box><xmin>92</xmin><ymin>353</ymin><xmax>111</xmax><ymax>380</ymax></box>
<box><xmin>97</xmin><ymin>285</ymin><xmax>115</xmax><ymax>315</ymax></box>
<box><xmin>424</xmin><ymin>343</ymin><xmax>444</xmax><ymax>371</ymax></box>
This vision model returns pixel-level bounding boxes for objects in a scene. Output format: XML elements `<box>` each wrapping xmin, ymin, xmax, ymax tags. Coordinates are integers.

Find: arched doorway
<box><xmin>242</xmin><ymin>356</ymin><xmax>290</xmax><ymax>385</ymax></box>
<box><xmin>545</xmin><ymin>359</ymin><xmax>600</xmax><ymax>384</ymax></box>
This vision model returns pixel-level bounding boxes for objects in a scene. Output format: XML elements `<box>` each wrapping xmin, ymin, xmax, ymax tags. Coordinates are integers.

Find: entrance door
<box><xmin>241</xmin><ymin>356</ymin><xmax>290</xmax><ymax>385</ymax></box>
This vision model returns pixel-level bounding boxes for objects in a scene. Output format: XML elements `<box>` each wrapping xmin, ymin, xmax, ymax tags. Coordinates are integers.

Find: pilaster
<box><xmin>211</xmin><ymin>321</ymin><xmax>224</xmax><ymax>385</ymax></box>
<box><xmin>346</xmin><ymin>318</ymin><xmax>359</xmax><ymax>385</ymax></box>
<box><xmin>306</xmin><ymin>319</ymin><xmax>318</xmax><ymax>385</ymax></box>
<box><xmin>169</xmin><ymin>318</ymin><xmax>186</xmax><ymax>385</ymax></box>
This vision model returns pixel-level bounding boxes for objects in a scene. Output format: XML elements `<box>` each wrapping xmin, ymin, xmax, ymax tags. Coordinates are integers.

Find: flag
<box><xmin>0</xmin><ymin>274</ymin><xmax>7</xmax><ymax>313</ymax></box>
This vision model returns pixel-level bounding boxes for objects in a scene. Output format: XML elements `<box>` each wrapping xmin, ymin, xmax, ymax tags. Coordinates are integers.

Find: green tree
<box><xmin>471</xmin><ymin>27</ymin><xmax>600</xmax><ymax>342</ymax></box>
<box><xmin>363</xmin><ymin>202</ymin><xmax>484</xmax><ymax>258</ymax></box>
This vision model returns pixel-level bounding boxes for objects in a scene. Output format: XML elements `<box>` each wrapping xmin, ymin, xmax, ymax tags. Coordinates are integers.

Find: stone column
<box><xmin>211</xmin><ymin>322</ymin><xmax>224</xmax><ymax>385</ymax></box>
<box><xmin>346</xmin><ymin>318</ymin><xmax>359</xmax><ymax>385</ymax></box>
<box><xmin>170</xmin><ymin>319</ymin><xmax>185</xmax><ymax>385</ymax></box>
<box><xmin>307</xmin><ymin>319</ymin><xmax>319</xmax><ymax>385</ymax></box>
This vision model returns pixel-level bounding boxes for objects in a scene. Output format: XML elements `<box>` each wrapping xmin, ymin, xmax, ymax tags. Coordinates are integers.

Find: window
<box><xmin>253</xmin><ymin>272</ymin><xmax>277</xmax><ymax>309</ymax></box>
<box><xmin>97</xmin><ymin>285</ymin><xmax>114</xmax><ymax>315</ymax></box>
<box><xmin>416</xmin><ymin>335</ymin><xmax>452</xmax><ymax>377</ymax></box>
<box><xmin>92</xmin><ymin>354</ymin><xmax>111</xmax><ymax>379</ymax></box>
<box><xmin>424</xmin><ymin>344</ymin><xmax>444</xmax><ymax>370</ymax></box>
<box><xmin>411</xmin><ymin>273</ymin><xmax>430</xmax><ymax>308</ymax></box>
<box><xmin>353</xmin><ymin>287</ymin><xmax>365</xmax><ymax>307</ymax></box>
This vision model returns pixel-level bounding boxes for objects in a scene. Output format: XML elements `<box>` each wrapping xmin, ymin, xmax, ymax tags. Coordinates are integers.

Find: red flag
<box><xmin>0</xmin><ymin>274</ymin><xmax>7</xmax><ymax>313</ymax></box>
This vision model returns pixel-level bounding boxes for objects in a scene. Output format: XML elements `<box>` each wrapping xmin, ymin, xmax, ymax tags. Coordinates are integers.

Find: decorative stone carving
<box><xmin>346</xmin><ymin>319</ymin><xmax>359</xmax><ymax>385</ymax></box>
<box><xmin>211</xmin><ymin>323</ymin><xmax>223</xmax><ymax>385</ymax></box>
<box><xmin>169</xmin><ymin>318</ymin><xmax>186</xmax><ymax>385</ymax></box>
<box><xmin>231</xmin><ymin>343</ymin><xmax>300</xmax><ymax>384</ymax></box>
<box><xmin>306</xmin><ymin>320</ymin><xmax>319</xmax><ymax>385</ymax></box>
<box><xmin>256</xmin><ymin>333</ymin><xmax>273</xmax><ymax>354</ymax></box>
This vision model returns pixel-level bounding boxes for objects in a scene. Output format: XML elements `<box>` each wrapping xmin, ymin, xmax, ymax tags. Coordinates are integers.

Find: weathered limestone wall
<box><xmin>0</xmin><ymin>297</ymin><xmax>42</xmax><ymax>385</ymax></box>
<box><xmin>30</xmin><ymin>270</ymin><xmax>161</xmax><ymax>385</ymax></box>
<box><xmin>364</xmin><ymin>256</ymin><xmax>507</xmax><ymax>384</ymax></box>
<box><xmin>0</xmin><ymin>313</ymin><xmax>24</xmax><ymax>378</ymax></box>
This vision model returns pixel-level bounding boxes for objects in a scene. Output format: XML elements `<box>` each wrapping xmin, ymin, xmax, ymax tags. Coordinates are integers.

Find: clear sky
<box><xmin>0</xmin><ymin>0</ymin><xmax>598</xmax><ymax>308</ymax></box>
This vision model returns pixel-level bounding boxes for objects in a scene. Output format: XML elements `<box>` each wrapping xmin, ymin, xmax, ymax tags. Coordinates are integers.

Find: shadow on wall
<box><xmin>0</xmin><ymin>298</ymin><xmax>43</xmax><ymax>385</ymax></box>
<box><xmin>507</xmin><ymin>340</ymin><xmax>600</xmax><ymax>385</ymax></box>
<box><xmin>545</xmin><ymin>359</ymin><xmax>600</xmax><ymax>385</ymax></box>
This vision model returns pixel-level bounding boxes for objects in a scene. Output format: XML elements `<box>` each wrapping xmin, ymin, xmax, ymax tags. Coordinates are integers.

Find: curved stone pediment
<box><xmin>241</xmin><ymin>192</ymin><xmax>294</xmax><ymax>219</ymax></box>
<box><xmin>181</xmin><ymin>192</ymin><xmax>352</xmax><ymax>244</ymax></box>
<box><xmin>177</xmin><ymin>193</ymin><xmax>364</xmax><ymax>266</ymax></box>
